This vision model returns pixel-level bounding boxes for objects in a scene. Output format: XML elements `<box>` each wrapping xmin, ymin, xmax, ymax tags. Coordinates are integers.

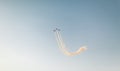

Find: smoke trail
<box><xmin>55</xmin><ymin>30</ymin><xmax>87</xmax><ymax>56</ymax></box>
<box><xmin>54</xmin><ymin>31</ymin><xmax>64</xmax><ymax>52</ymax></box>
<box><xmin>54</xmin><ymin>30</ymin><xmax>87</xmax><ymax>56</ymax></box>
<box><xmin>56</xmin><ymin>31</ymin><xmax>77</xmax><ymax>56</ymax></box>
<box><xmin>56</xmin><ymin>31</ymin><xmax>76</xmax><ymax>56</ymax></box>
<box><xmin>55</xmin><ymin>31</ymin><xmax>70</xmax><ymax>56</ymax></box>
<box><xmin>58</xmin><ymin>31</ymin><xmax>87</xmax><ymax>56</ymax></box>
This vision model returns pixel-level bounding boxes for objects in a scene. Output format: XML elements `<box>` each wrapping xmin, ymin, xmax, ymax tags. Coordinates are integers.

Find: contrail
<box><xmin>54</xmin><ymin>28</ymin><xmax>87</xmax><ymax>56</ymax></box>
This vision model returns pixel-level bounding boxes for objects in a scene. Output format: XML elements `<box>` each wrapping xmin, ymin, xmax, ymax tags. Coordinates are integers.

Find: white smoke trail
<box><xmin>54</xmin><ymin>30</ymin><xmax>87</xmax><ymax>56</ymax></box>
<box><xmin>55</xmin><ymin>31</ymin><xmax>70</xmax><ymax>56</ymax></box>
<box><xmin>58</xmin><ymin>31</ymin><xmax>87</xmax><ymax>56</ymax></box>
<box><xmin>55</xmin><ymin>31</ymin><xmax>71</xmax><ymax>56</ymax></box>
<box><xmin>54</xmin><ymin>31</ymin><xmax>64</xmax><ymax>51</ymax></box>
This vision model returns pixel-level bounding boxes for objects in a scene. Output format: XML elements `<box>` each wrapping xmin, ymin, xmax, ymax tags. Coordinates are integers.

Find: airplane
<box><xmin>53</xmin><ymin>28</ymin><xmax>60</xmax><ymax>32</ymax></box>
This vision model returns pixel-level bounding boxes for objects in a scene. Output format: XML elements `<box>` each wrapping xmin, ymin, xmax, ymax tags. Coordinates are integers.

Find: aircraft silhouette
<box><xmin>53</xmin><ymin>28</ymin><xmax>60</xmax><ymax>32</ymax></box>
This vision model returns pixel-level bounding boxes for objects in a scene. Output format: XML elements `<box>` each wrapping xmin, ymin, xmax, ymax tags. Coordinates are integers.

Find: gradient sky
<box><xmin>0</xmin><ymin>0</ymin><xmax>120</xmax><ymax>71</ymax></box>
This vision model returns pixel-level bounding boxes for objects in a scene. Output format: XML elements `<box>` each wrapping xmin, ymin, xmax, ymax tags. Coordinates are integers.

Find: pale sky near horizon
<box><xmin>0</xmin><ymin>0</ymin><xmax>120</xmax><ymax>71</ymax></box>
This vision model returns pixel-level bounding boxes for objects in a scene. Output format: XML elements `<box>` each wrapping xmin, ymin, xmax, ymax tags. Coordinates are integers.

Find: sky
<box><xmin>0</xmin><ymin>0</ymin><xmax>120</xmax><ymax>71</ymax></box>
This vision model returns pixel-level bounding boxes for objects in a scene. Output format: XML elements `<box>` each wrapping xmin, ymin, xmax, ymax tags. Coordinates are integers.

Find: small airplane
<box><xmin>53</xmin><ymin>28</ymin><xmax>60</xmax><ymax>32</ymax></box>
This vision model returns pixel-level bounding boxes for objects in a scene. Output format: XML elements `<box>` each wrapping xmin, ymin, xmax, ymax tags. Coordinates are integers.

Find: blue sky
<box><xmin>0</xmin><ymin>0</ymin><xmax>120</xmax><ymax>71</ymax></box>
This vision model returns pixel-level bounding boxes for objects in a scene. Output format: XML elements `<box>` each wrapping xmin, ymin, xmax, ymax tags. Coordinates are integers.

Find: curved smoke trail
<box><xmin>54</xmin><ymin>29</ymin><xmax>87</xmax><ymax>56</ymax></box>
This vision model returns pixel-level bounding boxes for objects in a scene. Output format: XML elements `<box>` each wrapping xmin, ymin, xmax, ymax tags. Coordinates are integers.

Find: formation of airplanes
<box><xmin>53</xmin><ymin>28</ymin><xmax>60</xmax><ymax>32</ymax></box>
